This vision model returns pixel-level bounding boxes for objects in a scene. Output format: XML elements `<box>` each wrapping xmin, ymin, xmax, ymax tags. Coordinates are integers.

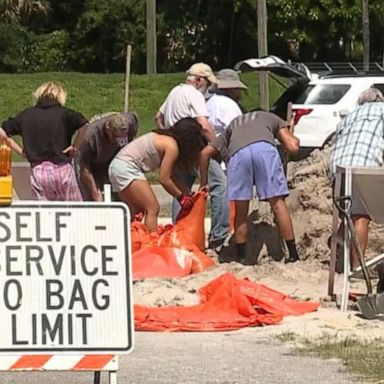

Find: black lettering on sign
<box><xmin>41</xmin><ymin>313</ymin><xmax>63</xmax><ymax>345</ymax></box>
<box><xmin>35</xmin><ymin>212</ymin><xmax>52</xmax><ymax>242</ymax></box>
<box><xmin>55</xmin><ymin>212</ymin><xmax>71</xmax><ymax>242</ymax></box>
<box><xmin>46</xmin><ymin>280</ymin><xmax>64</xmax><ymax>310</ymax></box>
<box><xmin>15</xmin><ymin>212</ymin><xmax>32</xmax><ymax>242</ymax></box>
<box><xmin>48</xmin><ymin>245</ymin><xmax>66</xmax><ymax>275</ymax></box>
<box><xmin>81</xmin><ymin>245</ymin><xmax>98</xmax><ymax>275</ymax></box>
<box><xmin>102</xmin><ymin>246</ymin><xmax>118</xmax><ymax>275</ymax></box>
<box><xmin>6</xmin><ymin>246</ymin><xmax>22</xmax><ymax>275</ymax></box>
<box><xmin>69</xmin><ymin>280</ymin><xmax>88</xmax><ymax>310</ymax></box>
<box><xmin>92</xmin><ymin>279</ymin><xmax>110</xmax><ymax>310</ymax></box>
<box><xmin>71</xmin><ymin>245</ymin><xmax>76</xmax><ymax>276</ymax></box>
<box><xmin>4</xmin><ymin>279</ymin><xmax>22</xmax><ymax>310</ymax></box>
<box><xmin>0</xmin><ymin>212</ymin><xmax>10</xmax><ymax>241</ymax></box>
<box><xmin>68</xmin><ymin>313</ymin><xmax>73</xmax><ymax>345</ymax></box>
<box><xmin>32</xmin><ymin>313</ymin><xmax>37</xmax><ymax>344</ymax></box>
<box><xmin>11</xmin><ymin>314</ymin><xmax>28</xmax><ymax>345</ymax></box>
<box><xmin>26</xmin><ymin>245</ymin><xmax>44</xmax><ymax>275</ymax></box>
<box><xmin>77</xmin><ymin>313</ymin><xmax>92</xmax><ymax>344</ymax></box>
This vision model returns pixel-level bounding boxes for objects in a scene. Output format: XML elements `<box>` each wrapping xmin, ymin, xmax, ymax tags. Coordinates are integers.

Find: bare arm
<box><xmin>155</xmin><ymin>111</ymin><xmax>165</xmax><ymax>129</ymax></box>
<box><xmin>278</xmin><ymin>126</ymin><xmax>300</xmax><ymax>154</ymax></box>
<box><xmin>158</xmin><ymin>141</ymin><xmax>183</xmax><ymax>198</ymax></box>
<box><xmin>0</xmin><ymin>127</ymin><xmax>24</xmax><ymax>157</ymax></box>
<box><xmin>199</xmin><ymin>144</ymin><xmax>219</xmax><ymax>188</ymax></box>
<box><xmin>196</xmin><ymin>116</ymin><xmax>215</xmax><ymax>142</ymax></box>
<box><xmin>80</xmin><ymin>165</ymin><xmax>102</xmax><ymax>201</ymax></box>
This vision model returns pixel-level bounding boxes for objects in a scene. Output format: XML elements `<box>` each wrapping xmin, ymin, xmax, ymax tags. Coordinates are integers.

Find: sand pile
<box><xmin>134</xmin><ymin>146</ymin><xmax>338</xmax><ymax>307</ymax></box>
<box><xmin>133</xmin><ymin>144</ymin><xmax>384</xmax><ymax>341</ymax></box>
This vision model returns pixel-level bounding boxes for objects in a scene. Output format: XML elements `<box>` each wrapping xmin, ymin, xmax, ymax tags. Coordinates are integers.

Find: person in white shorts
<box><xmin>109</xmin><ymin>118</ymin><xmax>207</xmax><ymax>233</ymax></box>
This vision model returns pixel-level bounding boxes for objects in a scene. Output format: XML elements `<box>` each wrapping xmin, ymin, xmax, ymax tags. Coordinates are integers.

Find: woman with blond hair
<box><xmin>0</xmin><ymin>81</ymin><xmax>88</xmax><ymax>200</ymax></box>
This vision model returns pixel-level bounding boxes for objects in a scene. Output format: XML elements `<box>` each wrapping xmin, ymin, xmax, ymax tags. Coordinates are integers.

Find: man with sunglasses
<box><xmin>76</xmin><ymin>112</ymin><xmax>138</xmax><ymax>201</ymax></box>
<box><xmin>155</xmin><ymin>62</ymin><xmax>216</xmax><ymax>141</ymax></box>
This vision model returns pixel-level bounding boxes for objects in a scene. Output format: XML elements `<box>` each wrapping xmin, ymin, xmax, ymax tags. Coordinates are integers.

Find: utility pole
<box><xmin>146</xmin><ymin>0</ymin><xmax>157</xmax><ymax>74</ymax></box>
<box><xmin>257</xmin><ymin>0</ymin><xmax>269</xmax><ymax>110</ymax></box>
<box><xmin>362</xmin><ymin>0</ymin><xmax>369</xmax><ymax>72</ymax></box>
<box><xmin>124</xmin><ymin>44</ymin><xmax>132</xmax><ymax>112</ymax></box>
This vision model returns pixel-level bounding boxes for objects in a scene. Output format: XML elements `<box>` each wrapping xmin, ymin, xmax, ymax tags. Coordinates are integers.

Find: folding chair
<box><xmin>328</xmin><ymin>166</ymin><xmax>384</xmax><ymax>311</ymax></box>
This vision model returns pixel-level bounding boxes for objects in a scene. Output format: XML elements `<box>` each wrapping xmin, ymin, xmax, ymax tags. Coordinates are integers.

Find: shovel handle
<box><xmin>333</xmin><ymin>195</ymin><xmax>352</xmax><ymax>217</ymax></box>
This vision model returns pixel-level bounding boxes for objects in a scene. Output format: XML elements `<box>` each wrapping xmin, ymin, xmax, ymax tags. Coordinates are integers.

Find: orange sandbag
<box><xmin>133</xmin><ymin>247</ymin><xmax>193</xmax><ymax>280</ymax></box>
<box><xmin>131</xmin><ymin>221</ymin><xmax>149</xmax><ymax>252</ymax></box>
<box><xmin>135</xmin><ymin>273</ymin><xmax>282</xmax><ymax>331</ymax></box>
<box><xmin>175</xmin><ymin>192</ymin><xmax>207</xmax><ymax>251</ymax></box>
<box><xmin>190</xmin><ymin>246</ymin><xmax>215</xmax><ymax>273</ymax></box>
<box><xmin>129</xmin><ymin>192</ymin><xmax>215</xmax><ymax>278</ymax></box>
<box><xmin>200</xmin><ymin>273</ymin><xmax>320</xmax><ymax>316</ymax></box>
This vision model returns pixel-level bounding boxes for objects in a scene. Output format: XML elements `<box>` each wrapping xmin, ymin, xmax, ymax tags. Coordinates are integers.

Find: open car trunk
<box><xmin>234</xmin><ymin>55</ymin><xmax>313</xmax><ymax>119</ymax></box>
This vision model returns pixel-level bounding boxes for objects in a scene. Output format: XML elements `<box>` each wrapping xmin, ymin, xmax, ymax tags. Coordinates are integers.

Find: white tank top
<box><xmin>116</xmin><ymin>132</ymin><xmax>161</xmax><ymax>172</ymax></box>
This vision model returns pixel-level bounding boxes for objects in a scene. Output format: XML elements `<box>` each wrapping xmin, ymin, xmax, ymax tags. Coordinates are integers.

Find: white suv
<box><xmin>235</xmin><ymin>56</ymin><xmax>384</xmax><ymax>151</ymax></box>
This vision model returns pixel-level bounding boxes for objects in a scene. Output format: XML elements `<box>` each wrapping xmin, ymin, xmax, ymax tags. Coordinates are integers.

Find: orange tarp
<box><xmin>131</xmin><ymin>192</ymin><xmax>215</xmax><ymax>280</ymax></box>
<box><xmin>135</xmin><ymin>273</ymin><xmax>319</xmax><ymax>331</ymax></box>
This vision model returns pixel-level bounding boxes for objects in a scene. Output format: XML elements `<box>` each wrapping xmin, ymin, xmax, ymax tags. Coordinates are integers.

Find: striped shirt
<box><xmin>329</xmin><ymin>102</ymin><xmax>384</xmax><ymax>178</ymax></box>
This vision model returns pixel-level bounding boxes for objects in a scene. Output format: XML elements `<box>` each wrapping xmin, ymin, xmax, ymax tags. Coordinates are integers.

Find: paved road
<box><xmin>1</xmin><ymin>330</ymin><xmax>362</xmax><ymax>384</ymax></box>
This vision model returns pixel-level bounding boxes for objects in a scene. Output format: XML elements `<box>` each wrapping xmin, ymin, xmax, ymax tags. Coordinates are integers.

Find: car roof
<box><xmin>309</xmin><ymin>76</ymin><xmax>384</xmax><ymax>85</ymax></box>
<box><xmin>235</xmin><ymin>55</ymin><xmax>384</xmax><ymax>83</ymax></box>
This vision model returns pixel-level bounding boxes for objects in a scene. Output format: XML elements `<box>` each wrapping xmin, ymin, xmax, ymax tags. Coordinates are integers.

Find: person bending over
<box><xmin>199</xmin><ymin>110</ymin><xmax>300</xmax><ymax>264</ymax></box>
<box><xmin>76</xmin><ymin>112</ymin><xmax>138</xmax><ymax>201</ymax></box>
<box><xmin>109</xmin><ymin>118</ymin><xmax>207</xmax><ymax>232</ymax></box>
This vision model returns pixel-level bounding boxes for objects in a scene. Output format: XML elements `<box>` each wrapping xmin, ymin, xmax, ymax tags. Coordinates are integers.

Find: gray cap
<box><xmin>107</xmin><ymin>112</ymin><xmax>138</xmax><ymax>139</ymax></box>
<box><xmin>217</xmin><ymin>69</ymin><xmax>247</xmax><ymax>90</ymax></box>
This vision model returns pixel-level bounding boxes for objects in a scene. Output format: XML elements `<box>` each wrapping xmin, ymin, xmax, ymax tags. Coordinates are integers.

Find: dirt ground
<box><xmin>134</xmin><ymin>145</ymin><xmax>384</xmax><ymax>342</ymax></box>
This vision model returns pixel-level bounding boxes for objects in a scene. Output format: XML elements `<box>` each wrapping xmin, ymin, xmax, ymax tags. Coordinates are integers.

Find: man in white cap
<box><xmin>155</xmin><ymin>62</ymin><xmax>216</xmax><ymax>141</ymax></box>
<box><xmin>155</xmin><ymin>63</ymin><xmax>229</xmax><ymax>250</ymax></box>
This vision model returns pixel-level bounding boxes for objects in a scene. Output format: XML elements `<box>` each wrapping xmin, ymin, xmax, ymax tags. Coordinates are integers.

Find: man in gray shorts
<box><xmin>329</xmin><ymin>87</ymin><xmax>384</xmax><ymax>271</ymax></box>
<box><xmin>199</xmin><ymin>110</ymin><xmax>300</xmax><ymax>264</ymax></box>
<box><xmin>76</xmin><ymin>112</ymin><xmax>138</xmax><ymax>201</ymax></box>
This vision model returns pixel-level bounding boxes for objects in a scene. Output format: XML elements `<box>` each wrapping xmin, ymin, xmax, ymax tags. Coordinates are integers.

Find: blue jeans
<box><xmin>171</xmin><ymin>159</ymin><xmax>229</xmax><ymax>242</ymax></box>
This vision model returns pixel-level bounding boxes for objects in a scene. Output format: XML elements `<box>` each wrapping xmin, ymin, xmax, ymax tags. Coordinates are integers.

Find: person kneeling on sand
<box><xmin>108</xmin><ymin>118</ymin><xmax>207</xmax><ymax>233</ymax></box>
<box><xmin>199</xmin><ymin>110</ymin><xmax>300</xmax><ymax>264</ymax></box>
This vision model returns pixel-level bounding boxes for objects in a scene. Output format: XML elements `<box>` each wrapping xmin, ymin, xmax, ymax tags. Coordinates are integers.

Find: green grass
<box><xmin>277</xmin><ymin>333</ymin><xmax>384</xmax><ymax>382</ymax></box>
<box><xmin>0</xmin><ymin>71</ymin><xmax>286</xmax><ymax>162</ymax></box>
<box><xmin>0</xmin><ymin>71</ymin><xmax>286</xmax><ymax>133</ymax></box>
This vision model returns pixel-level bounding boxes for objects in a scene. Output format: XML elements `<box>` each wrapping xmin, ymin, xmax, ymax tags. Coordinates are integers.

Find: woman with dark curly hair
<box><xmin>108</xmin><ymin>118</ymin><xmax>207</xmax><ymax>232</ymax></box>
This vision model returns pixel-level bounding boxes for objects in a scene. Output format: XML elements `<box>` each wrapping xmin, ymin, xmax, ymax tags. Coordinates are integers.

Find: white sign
<box><xmin>0</xmin><ymin>202</ymin><xmax>133</xmax><ymax>354</ymax></box>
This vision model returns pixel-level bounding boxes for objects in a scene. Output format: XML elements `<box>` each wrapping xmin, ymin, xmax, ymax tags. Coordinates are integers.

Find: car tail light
<box><xmin>293</xmin><ymin>108</ymin><xmax>313</xmax><ymax>125</ymax></box>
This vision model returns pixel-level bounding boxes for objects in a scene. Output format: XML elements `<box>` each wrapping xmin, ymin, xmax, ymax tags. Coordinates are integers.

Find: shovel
<box><xmin>335</xmin><ymin>196</ymin><xmax>384</xmax><ymax>320</ymax></box>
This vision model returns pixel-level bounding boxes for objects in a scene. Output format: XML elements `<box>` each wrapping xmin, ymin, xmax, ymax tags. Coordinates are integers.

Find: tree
<box><xmin>68</xmin><ymin>0</ymin><xmax>146</xmax><ymax>72</ymax></box>
<box><xmin>0</xmin><ymin>0</ymin><xmax>49</xmax><ymax>25</ymax></box>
